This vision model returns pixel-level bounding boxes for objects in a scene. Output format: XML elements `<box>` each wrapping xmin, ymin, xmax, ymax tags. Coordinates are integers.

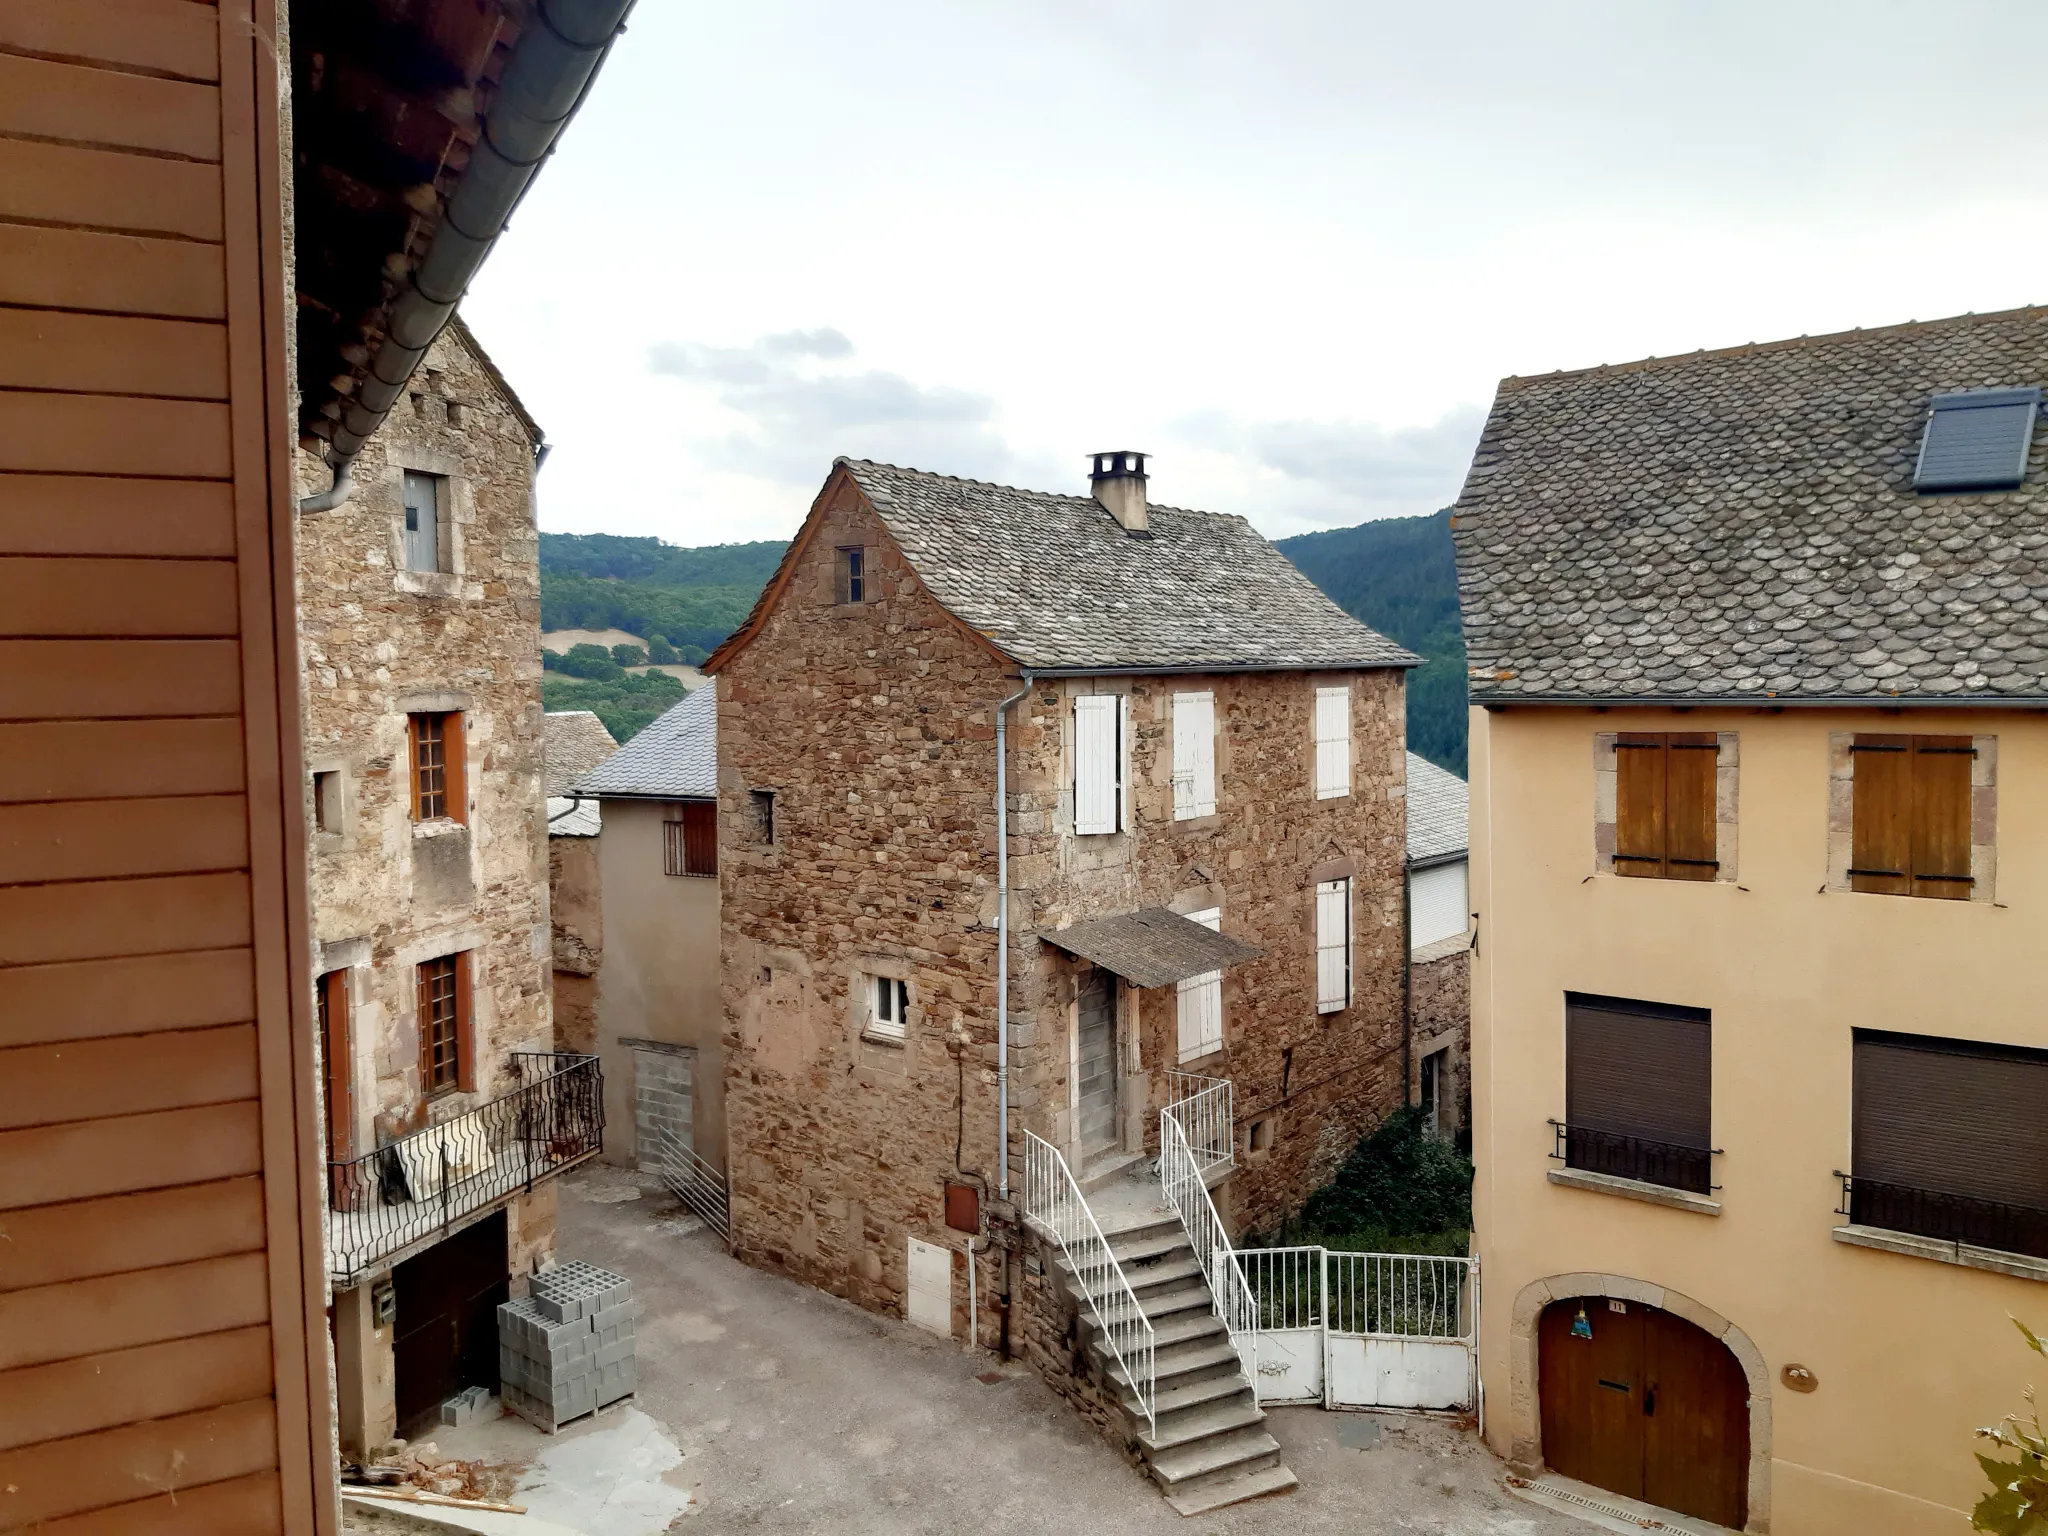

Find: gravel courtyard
<box><xmin>410</xmin><ymin>1165</ymin><xmax>1585</xmax><ymax>1535</ymax></box>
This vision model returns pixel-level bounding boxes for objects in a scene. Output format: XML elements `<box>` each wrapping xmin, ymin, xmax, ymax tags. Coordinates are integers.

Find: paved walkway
<box><xmin>423</xmin><ymin>1165</ymin><xmax>1584</xmax><ymax>1534</ymax></box>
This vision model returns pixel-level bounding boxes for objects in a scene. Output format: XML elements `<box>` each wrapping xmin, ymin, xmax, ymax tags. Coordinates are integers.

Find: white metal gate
<box><xmin>1235</xmin><ymin>1247</ymin><xmax>1475</xmax><ymax>1411</ymax></box>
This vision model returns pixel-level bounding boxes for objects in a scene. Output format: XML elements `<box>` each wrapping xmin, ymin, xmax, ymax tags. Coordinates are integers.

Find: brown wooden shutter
<box><xmin>1854</xmin><ymin>1030</ymin><xmax>2048</xmax><ymax>1209</ymax></box>
<box><xmin>1614</xmin><ymin>734</ymin><xmax>1669</xmax><ymax>878</ymax></box>
<box><xmin>1566</xmin><ymin>994</ymin><xmax>1712</xmax><ymax>1148</ymax></box>
<box><xmin>1850</xmin><ymin>735</ymin><xmax>1912</xmax><ymax>895</ymax></box>
<box><xmin>683</xmin><ymin>800</ymin><xmax>718</xmax><ymax>875</ymax></box>
<box><xmin>417</xmin><ymin>958</ymin><xmax>437</xmax><ymax>1091</ymax></box>
<box><xmin>1910</xmin><ymin>735</ymin><xmax>1972</xmax><ymax>900</ymax></box>
<box><xmin>455</xmin><ymin>950</ymin><xmax>476</xmax><ymax>1093</ymax></box>
<box><xmin>1664</xmin><ymin>733</ymin><xmax>1719</xmax><ymax>881</ymax></box>
<box><xmin>320</xmin><ymin>968</ymin><xmax>353</xmax><ymax>1165</ymax></box>
<box><xmin>444</xmin><ymin>710</ymin><xmax>468</xmax><ymax>826</ymax></box>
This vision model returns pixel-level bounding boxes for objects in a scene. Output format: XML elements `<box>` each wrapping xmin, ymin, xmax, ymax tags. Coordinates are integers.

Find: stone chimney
<box><xmin>1089</xmin><ymin>450</ymin><xmax>1149</xmax><ymax>533</ymax></box>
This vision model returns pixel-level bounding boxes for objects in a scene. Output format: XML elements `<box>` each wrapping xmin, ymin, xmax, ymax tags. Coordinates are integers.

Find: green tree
<box><xmin>1976</xmin><ymin>1318</ymin><xmax>2048</xmax><ymax>1534</ymax></box>
<box><xmin>645</xmin><ymin>633</ymin><xmax>679</xmax><ymax>665</ymax></box>
<box><xmin>611</xmin><ymin>642</ymin><xmax>648</xmax><ymax>667</ymax></box>
<box><xmin>554</xmin><ymin>643</ymin><xmax>623</xmax><ymax>681</ymax></box>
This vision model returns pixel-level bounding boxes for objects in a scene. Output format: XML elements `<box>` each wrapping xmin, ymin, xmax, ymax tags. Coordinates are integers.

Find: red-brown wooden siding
<box><xmin>0</xmin><ymin>2</ymin><xmax>332</xmax><ymax>1530</ymax></box>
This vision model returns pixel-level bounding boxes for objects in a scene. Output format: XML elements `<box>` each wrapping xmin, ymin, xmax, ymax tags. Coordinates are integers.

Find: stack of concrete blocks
<box><xmin>497</xmin><ymin>1262</ymin><xmax>639</xmax><ymax>1431</ymax></box>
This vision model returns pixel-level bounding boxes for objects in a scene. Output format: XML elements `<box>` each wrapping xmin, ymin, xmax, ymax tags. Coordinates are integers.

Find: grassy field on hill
<box><xmin>539</xmin><ymin>517</ymin><xmax>1466</xmax><ymax>770</ymax></box>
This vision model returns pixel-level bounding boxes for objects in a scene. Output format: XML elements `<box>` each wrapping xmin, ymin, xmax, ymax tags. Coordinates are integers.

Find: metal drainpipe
<box><xmin>1402</xmin><ymin>855</ymin><xmax>1414</xmax><ymax>1106</ymax></box>
<box><xmin>297</xmin><ymin>0</ymin><xmax>636</xmax><ymax>511</ymax></box>
<box><xmin>994</xmin><ymin>672</ymin><xmax>1031</xmax><ymax>1200</ymax></box>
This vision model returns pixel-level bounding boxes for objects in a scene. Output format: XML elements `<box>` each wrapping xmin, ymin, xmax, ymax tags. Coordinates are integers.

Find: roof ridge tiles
<box><xmin>833</xmin><ymin>456</ymin><xmax>1229</xmax><ymax>524</ymax></box>
<box><xmin>1501</xmin><ymin>303</ymin><xmax>2048</xmax><ymax>391</ymax></box>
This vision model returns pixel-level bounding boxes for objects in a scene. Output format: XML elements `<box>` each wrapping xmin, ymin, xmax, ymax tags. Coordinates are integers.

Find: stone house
<box><xmin>569</xmin><ymin>686</ymin><xmax>727</xmax><ymax>1177</ymax></box>
<box><xmin>300</xmin><ymin>317</ymin><xmax>600</xmax><ymax>1455</ymax></box>
<box><xmin>1405</xmin><ymin>751</ymin><xmax>1471</xmax><ymax>1144</ymax></box>
<box><xmin>545</xmin><ymin>709</ymin><xmax>616</xmax><ymax>1055</ymax></box>
<box><xmin>1455</xmin><ymin>305</ymin><xmax>2048</xmax><ymax>1534</ymax></box>
<box><xmin>705</xmin><ymin>453</ymin><xmax>1418</xmax><ymax>1506</ymax></box>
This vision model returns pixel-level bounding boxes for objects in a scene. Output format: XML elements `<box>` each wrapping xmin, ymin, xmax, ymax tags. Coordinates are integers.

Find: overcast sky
<box><xmin>462</xmin><ymin>2</ymin><xmax>2048</xmax><ymax>546</ymax></box>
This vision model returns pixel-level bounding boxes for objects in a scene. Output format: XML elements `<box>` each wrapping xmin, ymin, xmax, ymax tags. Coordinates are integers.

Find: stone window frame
<box><xmin>1592</xmin><ymin>730</ymin><xmax>1740</xmax><ymax>882</ymax></box>
<box><xmin>384</xmin><ymin>446</ymin><xmax>472</xmax><ymax>598</ymax></box>
<box><xmin>852</xmin><ymin>954</ymin><xmax>918</xmax><ymax>1056</ymax></box>
<box><xmin>307</xmin><ymin>755</ymin><xmax>353</xmax><ymax>852</ymax></box>
<box><xmin>831</xmin><ymin>544</ymin><xmax>873</xmax><ymax>608</ymax></box>
<box><xmin>1825</xmin><ymin>730</ymin><xmax>1997</xmax><ymax>902</ymax></box>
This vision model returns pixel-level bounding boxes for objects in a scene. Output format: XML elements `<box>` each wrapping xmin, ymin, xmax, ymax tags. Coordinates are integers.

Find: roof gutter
<box><xmin>1476</xmin><ymin>693</ymin><xmax>2048</xmax><ymax>710</ymax></box>
<box><xmin>298</xmin><ymin>0</ymin><xmax>637</xmax><ymax>512</ymax></box>
<box><xmin>1020</xmin><ymin>658</ymin><xmax>1421</xmax><ymax>678</ymax></box>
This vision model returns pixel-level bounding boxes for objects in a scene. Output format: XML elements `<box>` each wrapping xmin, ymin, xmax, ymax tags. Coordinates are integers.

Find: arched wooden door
<box><xmin>1539</xmin><ymin>1297</ymin><xmax>1749</xmax><ymax>1529</ymax></box>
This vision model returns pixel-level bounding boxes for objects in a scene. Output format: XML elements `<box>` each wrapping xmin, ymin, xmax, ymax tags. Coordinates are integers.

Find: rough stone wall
<box><xmin>717</xmin><ymin>467</ymin><xmax>1410</xmax><ymax>1332</ymax></box>
<box><xmin>549</xmin><ymin>830</ymin><xmax>602</xmax><ymax>1054</ymax></box>
<box><xmin>1410</xmin><ymin>940</ymin><xmax>1472</xmax><ymax>1143</ymax></box>
<box><xmin>298</xmin><ymin>318</ymin><xmax>552</xmax><ymax>1208</ymax></box>
<box><xmin>1014</xmin><ymin>1230</ymin><xmax>1141</xmax><ymax>1461</ymax></box>
<box><xmin>1005</xmin><ymin>668</ymin><xmax>1410</xmax><ymax>1236</ymax></box>
<box><xmin>718</xmin><ymin>473</ymin><xmax>1008</xmax><ymax>1323</ymax></box>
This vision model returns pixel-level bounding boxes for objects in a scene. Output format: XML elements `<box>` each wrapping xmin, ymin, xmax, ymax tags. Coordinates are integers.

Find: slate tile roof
<box><xmin>1405</xmin><ymin>752</ymin><xmax>1467</xmax><ymax>866</ymax></box>
<box><xmin>835</xmin><ymin>459</ymin><xmax>1418</xmax><ymax>673</ymax></box>
<box><xmin>576</xmin><ymin>685</ymin><xmax>715</xmax><ymax>799</ymax></box>
<box><xmin>1452</xmin><ymin>306</ymin><xmax>2048</xmax><ymax>702</ymax></box>
<box><xmin>543</xmin><ymin>710</ymin><xmax>617</xmax><ymax>797</ymax></box>
<box><xmin>1042</xmin><ymin>907</ymin><xmax>1266</xmax><ymax>989</ymax></box>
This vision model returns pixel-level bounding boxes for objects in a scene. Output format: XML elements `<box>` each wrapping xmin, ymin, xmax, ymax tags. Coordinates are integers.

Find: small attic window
<box><xmin>1914</xmin><ymin>387</ymin><xmax>2041</xmax><ymax>492</ymax></box>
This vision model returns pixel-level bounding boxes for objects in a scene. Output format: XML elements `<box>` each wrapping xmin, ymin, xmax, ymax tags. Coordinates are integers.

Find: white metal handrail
<box><xmin>1021</xmin><ymin>1131</ymin><xmax>1156</xmax><ymax>1432</ymax></box>
<box><xmin>1164</xmin><ymin>1070</ymin><xmax>1233</xmax><ymax>1175</ymax></box>
<box><xmin>655</xmin><ymin>1123</ymin><xmax>730</xmax><ymax>1245</ymax></box>
<box><xmin>1159</xmin><ymin>1109</ymin><xmax>1260</xmax><ymax>1395</ymax></box>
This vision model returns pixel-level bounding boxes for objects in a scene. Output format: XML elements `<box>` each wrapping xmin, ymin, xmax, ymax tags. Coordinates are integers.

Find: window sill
<box><xmin>413</xmin><ymin>818</ymin><xmax>466</xmax><ymax>839</ymax></box>
<box><xmin>1831</xmin><ymin>1224</ymin><xmax>2048</xmax><ymax>1282</ymax></box>
<box><xmin>1547</xmin><ymin>1167</ymin><xmax>1721</xmax><ymax>1216</ymax></box>
<box><xmin>394</xmin><ymin>570</ymin><xmax>466</xmax><ymax>599</ymax></box>
<box><xmin>860</xmin><ymin>1028</ymin><xmax>907</xmax><ymax>1049</ymax></box>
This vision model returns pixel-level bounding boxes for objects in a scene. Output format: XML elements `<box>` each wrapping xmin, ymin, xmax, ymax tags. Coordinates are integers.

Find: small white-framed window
<box><xmin>1314</xmin><ymin>684</ymin><xmax>1350</xmax><ymax>799</ymax></box>
<box><xmin>402</xmin><ymin>470</ymin><xmax>446</xmax><ymax>573</ymax></box>
<box><xmin>1315</xmin><ymin>877</ymin><xmax>1351</xmax><ymax>1013</ymax></box>
<box><xmin>1172</xmin><ymin>691</ymin><xmax>1216</xmax><ymax>820</ymax></box>
<box><xmin>1074</xmin><ymin>693</ymin><xmax>1125</xmax><ymax>835</ymax></box>
<box><xmin>1176</xmin><ymin>907</ymin><xmax>1223</xmax><ymax>1062</ymax></box>
<box><xmin>867</xmin><ymin>975</ymin><xmax>910</xmax><ymax>1041</ymax></box>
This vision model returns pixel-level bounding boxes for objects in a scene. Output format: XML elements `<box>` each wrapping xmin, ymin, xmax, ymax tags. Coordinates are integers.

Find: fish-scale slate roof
<box><xmin>576</xmin><ymin>685</ymin><xmax>715</xmax><ymax>799</ymax></box>
<box><xmin>1453</xmin><ymin>306</ymin><xmax>2048</xmax><ymax>702</ymax></box>
<box><xmin>830</xmin><ymin>459</ymin><xmax>1418</xmax><ymax>673</ymax></box>
<box><xmin>543</xmin><ymin>711</ymin><xmax>617</xmax><ymax>798</ymax></box>
<box><xmin>1405</xmin><ymin>752</ymin><xmax>1467</xmax><ymax>866</ymax></box>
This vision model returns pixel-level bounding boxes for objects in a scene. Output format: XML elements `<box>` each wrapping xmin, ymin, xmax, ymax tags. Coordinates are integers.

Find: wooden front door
<box><xmin>393</xmin><ymin>1209</ymin><xmax>510</xmax><ymax>1435</ymax></box>
<box><xmin>1076</xmin><ymin>967</ymin><xmax>1119</xmax><ymax>1157</ymax></box>
<box><xmin>1539</xmin><ymin>1298</ymin><xmax>1749</xmax><ymax>1529</ymax></box>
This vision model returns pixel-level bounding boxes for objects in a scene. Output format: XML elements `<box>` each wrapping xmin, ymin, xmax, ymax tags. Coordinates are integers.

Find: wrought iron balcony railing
<box><xmin>328</xmin><ymin>1052</ymin><xmax>603</xmax><ymax>1285</ymax></box>
<box><xmin>1835</xmin><ymin>1171</ymin><xmax>2048</xmax><ymax>1261</ymax></box>
<box><xmin>1550</xmin><ymin>1120</ymin><xmax>1718</xmax><ymax>1196</ymax></box>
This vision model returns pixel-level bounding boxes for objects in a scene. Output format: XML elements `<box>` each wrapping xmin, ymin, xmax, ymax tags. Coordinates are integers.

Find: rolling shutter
<box><xmin>1074</xmin><ymin>694</ymin><xmax>1123</xmax><ymax>835</ymax></box>
<box><xmin>1565</xmin><ymin>994</ymin><xmax>1711</xmax><ymax>1149</ymax></box>
<box><xmin>1853</xmin><ymin>1031</ymin><xmax>2048</xmax><ymax>1211</ymax></box>
<box><xmin>1914</xmin><ymin>387</ymin><xmax>2040</xmax><ymax>492</ymax></box>
<box><xmin>1172</xmin><ymin>691</ymin><xmax>1215</xmax><ymax>820</ymax></box>
<box><xmin>1315</xmin><ymin>878</ymin><xmax>1350</xmax><ymax>1013</ymax></box>
<box><xmin>1314</xmin><ymin>685</ymin><xmax>1350</xmax><ymax>799</ymax></box>
<box><xmin>1176</xmin><ymin>907</ymin><xmax>1223</xmax><ymax>1061</ymax></box>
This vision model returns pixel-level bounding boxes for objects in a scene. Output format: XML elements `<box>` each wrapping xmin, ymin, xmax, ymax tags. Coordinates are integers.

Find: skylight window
<box><xmin>1914</xmin><ymin>387</ymin><xmax>2041</xmax><ymax>492</ymax></box>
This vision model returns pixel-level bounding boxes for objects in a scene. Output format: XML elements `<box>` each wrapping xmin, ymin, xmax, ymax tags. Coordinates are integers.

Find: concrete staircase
<box><xmin>1062</xmin><ymin>1178</ymin><xmax>1298</xmax><ymax>1516</ymax></box>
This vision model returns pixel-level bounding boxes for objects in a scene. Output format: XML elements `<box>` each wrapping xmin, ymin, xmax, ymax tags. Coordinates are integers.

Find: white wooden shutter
<box><xmin>1176</xmin><ymin>907</ymin><xmax>1224</xmax><ymax>1062</ymax></box>
<box><xmin>1172</xmin><ymin>691</ymin><xmax>1215</xmax><ymax>820</ymax></box>
<box><xmin>1316</xmin><ymin>878</ymin><xmax>1351</xmax><ymax>1013</ymax></box>
<box><xmin>1074</xmin><ymin>694</ymin><xmax>1123</xmax><ymax>835</ymax></box>
<box><xmin>1314</xmin><ymin>684</ymin><xmax>1351</xmax><ymax>799</ymax></box>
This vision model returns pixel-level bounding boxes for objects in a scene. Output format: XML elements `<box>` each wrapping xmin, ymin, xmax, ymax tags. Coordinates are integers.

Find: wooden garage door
<box><xmin>394</xmin><ymin>1211</ymin><xmax>511</xmax><ymax>1436</ymax></box>
<box><xmin>0</xmin><ymin>2</ymin><xmax>331</xmax><ymax>1530</ymax></box>
<box><xmin>1539</xmin><ymin>1298</ymin><xmax>1748</xmax><ymax>1529</ymax></box>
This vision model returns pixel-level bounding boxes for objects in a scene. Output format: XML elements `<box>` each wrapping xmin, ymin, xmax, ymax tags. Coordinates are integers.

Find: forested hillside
<box><xmin>1275</xmin><ymin>510</ymin><xmax>1466</xmax><ymax>775</ymax></box>
<box><xmin>539</xmin><ymin>518</ymin><xmax>1467</xmax><ymax>772</ymax></box>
